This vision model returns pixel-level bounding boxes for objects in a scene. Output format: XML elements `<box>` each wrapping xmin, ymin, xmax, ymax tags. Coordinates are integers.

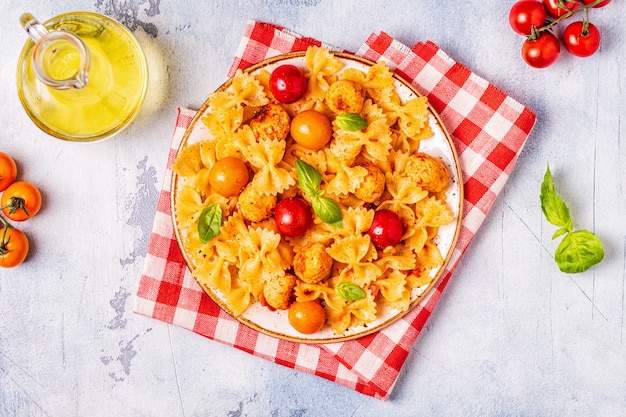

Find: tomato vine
<box><xmin>509</xmin><ymin>0</ymin><xmax>609</xmax><ymax>68</ymax></box>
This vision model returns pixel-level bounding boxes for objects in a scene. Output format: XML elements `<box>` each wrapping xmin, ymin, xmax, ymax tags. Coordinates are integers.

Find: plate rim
<box><xmin>170</xmin><ymin>51</ymin><xmax>464</xmax><ymax>344</ymax></box>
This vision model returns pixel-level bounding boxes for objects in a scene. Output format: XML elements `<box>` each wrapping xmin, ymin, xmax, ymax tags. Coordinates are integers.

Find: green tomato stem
<box><xmin>582</xmin><ymin>9</ymin><xmax>591</xmax><ymax>35</ymax></box>
<box><xmin>529</xmin><ymin>0</ymin><xmax>603</xmax><ymax>40</ymax></box>
<box><xmin>0</xmin><ymin>213</ymin><xmax>12</xmax><ymax>229</ymax></box>
<box><xmin>0</xmin><ymin>216</ymin><xmax>13</xmax><ymax>251</ymax></box>
<box><xmin>0</xmin><ymin>197</ymin><xmax>29</xmax><ymax>217</ymax></box>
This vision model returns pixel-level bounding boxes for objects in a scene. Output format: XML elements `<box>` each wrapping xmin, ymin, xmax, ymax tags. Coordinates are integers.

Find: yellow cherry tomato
<box><xmin>208</xmin><ymin>157</ymin><xmax>249</xmax><ymax>197</ymax></box>
<box><xmin>1</xmin><ymin>181</ymin><xmax>42</xmax><ymax>221</ymax></box>
<box><xmin>290</xmin><ymin>110</ymin><xmax>332</xmax><ymax>150</ymax></box>
<box><xmin>0</xmin><ymin>152</ymin><xmax>18</xmax><ymax>192</ymax></box>
<box><xmin>288</xmin><ymin>300</ymin><xmax>326</xmax><ymax>334</ymax></box>
<box><xmin>0</xmin><ymin>226</ymin><xmax>29</xmax><ymax>268</ymax></box>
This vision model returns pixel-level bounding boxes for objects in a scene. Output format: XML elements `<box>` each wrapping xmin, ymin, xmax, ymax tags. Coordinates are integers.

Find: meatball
<box><xmin>353</xmin><ymin>163</ymin><xmax>385</xmax><ymax>203</ymax></box>
<box><xmin>325</xmin><ymin>80</ymin><xmax>365</xmax><ymax>114</ymax></box>
<box><xmin>405</xmin><ymin>153</ymin><xmax>449</xmax><ymax>193</ymax></box>
<box><xmin>293</xmin><ymin>242</ymin><xmax>333</xmax><ymax>284</ymax></box>
<box><xmin>249</xmin><ymin>103</ymin><xmax>291</xmax><ymax>141</ymax></box>
<box><xmin>238</xmin><ymin>183</ymin><xmax>277</xmax><ymax>222</ymax></box>
<box><xmin>263</xmin><ymin>273</ymin><xmax>296</xmax><ymax>310</ymax></box>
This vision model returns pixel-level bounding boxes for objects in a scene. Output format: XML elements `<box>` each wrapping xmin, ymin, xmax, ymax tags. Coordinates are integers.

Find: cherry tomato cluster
<box><xmin>509</xmin><ymin>0</ymin><xmax>609</xmax><ymax>68</ymax></box>
<box><xmin>0</xmin><ymin>152</ymin><xmax>43</xmax><ymax>268</ymax></box>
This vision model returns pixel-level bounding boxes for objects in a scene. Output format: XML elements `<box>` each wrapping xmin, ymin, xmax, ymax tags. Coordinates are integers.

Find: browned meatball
<box><xmin>249</xmin><ymin>103</ymin><xmax>291</xmax><ymax>141</ymax></box>
<box><xmin>405</xmin><ymin>153</ymin><xmax>449</xmax><ymax>193</ymax></box>
<box><xmin>263</xmin><ymin>273</ymin><xmax>296</xmax><ymax>310</ymax></box>
<box><xmin>238</xmin><ymin>183</ymin><xmax>277</xmax><ymax>222</ymax></box>
<box><xmin>353</xmin><ymin>163</ymin><xmax>386</xmax><ymax>203</ymax></box>
<box><xmin>325</xmin><ymin>80</ymin><xmax>365</xmax><ymax>114</ymax></box>
<box><xmin>293</xmin><ymin>242</ymin><xmax>333</xmax><ymax>284</ymax></box>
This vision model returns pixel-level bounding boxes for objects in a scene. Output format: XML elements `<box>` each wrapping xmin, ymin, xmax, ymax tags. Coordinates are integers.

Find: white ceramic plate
<box><xmin>172</xmin><ymin>52</ymin><xmax>463</xmax><ymax>343</ymax></box>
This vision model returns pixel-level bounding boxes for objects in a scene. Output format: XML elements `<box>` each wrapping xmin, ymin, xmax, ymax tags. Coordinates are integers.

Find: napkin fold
<box><xmin>133</xmin><ymin>20</ymin><xmax>536</xmax><ymax>401</ymax></box>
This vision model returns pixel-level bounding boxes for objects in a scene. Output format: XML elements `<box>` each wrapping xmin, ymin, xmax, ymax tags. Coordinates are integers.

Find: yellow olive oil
<box><xmin>17</xmin><ymin>12</ymin><xmax>148</xmax><ymax>141</ymax></box>
<box><xmin>38</xmin><ymin>38</ymin><xmax>84</xmax><ymax>82</ymax></box>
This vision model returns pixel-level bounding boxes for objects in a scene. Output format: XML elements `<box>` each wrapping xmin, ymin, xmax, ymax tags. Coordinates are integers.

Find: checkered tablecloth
<box><xmin>134</xmin><ymin>20</ymin><xmax>536</xmax><ymax>400</ymax></box>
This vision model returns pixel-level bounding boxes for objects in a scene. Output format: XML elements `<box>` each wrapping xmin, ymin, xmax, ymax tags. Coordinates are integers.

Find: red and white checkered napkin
<box><xmin>133</xmin><ymin>20</ymin><xmax>536</xmax><ymax>400</ymax></box>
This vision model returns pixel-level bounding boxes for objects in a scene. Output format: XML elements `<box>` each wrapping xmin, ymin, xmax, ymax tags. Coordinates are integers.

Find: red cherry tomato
<box><xmin>522</xmin><ymin>32</ymin><xmax>560</xmax><ymax>68</ymax></box>
<box><xmin>288</xmin><ymin>301</ymin><xmax>326</xmax><ymax>334</ymax></box>
<box><xmin>269</xmin><ymin>64</ymin><xmax>308</xmax><ymax>104</ymax></box>
<box><xmin>542</xmin><ymin>0</ymin><xmax>579</xmax><ymax>17</ymax></box>
<box><xmin>274</xmin><ymin>197</ymin><xmax>312</xmax><ymax>237</ymax></box>
<box><xmin>509</xmin><ymin>0</ymin><xmax>547</xmax><ymax>35</ymax></box>
<box><xmin>367</xmin><ymin>209</ymin><xmax>403</xmax><ymax>249</ymax></box>
<box><xmin>562</xmin><ymin>21</ymin><xmax>601</xmax><ymax>57</ymax></box>
<box><xmin>1</xmin><ymin>181</ymin><xmax>42</xmax><ymax>221</ymax></box>
<box><xmin>0</xmin><ymin>152</ymin><xmax>17</xmax><ymax>192</ymax></box>
<box><xmin>582</xmin><ymin>0</ymin><xmax>610</xmax><ymax>7</ymax></box>
<box><xmin>0</xmin><ymin>226</ymin><xmax>29</xmax><ymax>268</ymax></box>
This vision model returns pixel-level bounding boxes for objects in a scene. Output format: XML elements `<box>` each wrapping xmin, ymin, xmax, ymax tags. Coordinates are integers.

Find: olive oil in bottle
<box><xmin>17</xmin><ymin>12</ymin><xmax>148</xmax><ymax>142</ymax></box>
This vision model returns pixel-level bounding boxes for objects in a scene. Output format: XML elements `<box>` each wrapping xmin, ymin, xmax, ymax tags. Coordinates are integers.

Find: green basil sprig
<box><xmin>198</xmin><ymin>203</ymin><xmax>223</xmax><ymax>243</ymax></box>
<box><xmin>336</xmin><ymin>281</ymin><xmax>367</xmax><ymax>301</ymax></box>
<box><xmin>335</xmin><ymin>113</ymin><xmax>368</xmax><ymax>131</ymax></box>
<box><xmin>540</xmin><ymin>165</ymin><xmax>604</xmax><ymax>273</ymax></box>
<box><xmin>295</xmin><ymin>160</ymin><xmax>342</xmax><ymax>227</ymax></box>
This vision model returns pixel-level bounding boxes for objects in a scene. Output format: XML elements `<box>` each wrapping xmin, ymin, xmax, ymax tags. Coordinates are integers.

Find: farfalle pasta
<box><xmin>172</xmin><ymin>46</ymin><xmax>458</xmax><ymax>337</ymax></box>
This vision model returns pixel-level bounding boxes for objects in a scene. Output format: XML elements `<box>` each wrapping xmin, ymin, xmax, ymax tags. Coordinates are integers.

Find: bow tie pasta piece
<box><xmin>324</xmin><ymin>289</ymin><xmax>378</xmax><ymax>335</ymax></box>
<box><xmin>384</xmin><ymin>170</ymin><xmax>430</xmax><ymax>206</ymax></box>
<box><xmin>339</xmin><ymin>206</ymin><xmax>375</xmax><ymax>236</ymax></box>
<box><xmin>414</xmin><ymin>196</ymin><xmax>456</xmax><ymax>228</ymax></box>
<box><xmin>405</xmin><ymin>239</ymin><xmax>446</xmax><ymax>292</ymax></box>
<box><xmin>201</xmin><ymin>70</ymin><xmax>269</xmax><ymax>137</ymax></box>
<box><xmin>374</xmin><ymin>245</ymin><xmax>417</xmax><ymax>272</ymax></box>
<box><xmin>195</xmin><ymin>255</ymin><xmax>232</xmax><ymax>295</ymax></box>
<box><xmin>294</xmin><ymin>281</ymin><xmax>345</xmax><ymax>312</ymax></box>
<box><xmin>331</xmin><ymin>101</ymin><xmax>394</xmax><ymax>163</ymax></box>
<box><xmin>229</xmin><ymin>69</ymin><xmax>270</xmax><ymax>108</ymax></box>
<box><xmin>326</xmin><ymin>163</ymin><xmax>368</xmax><ymax>198</ymax></box>
<box><xmin>373</xmin><ymin>269</ymin><xmax>411</xmax><ymax>311</ymax></box>
<box><xmin>304</xmin><ymin>46</ymin><xmax>344</xmax><ymax>102</ymax></box>
<box><xmin>175</xmin><ymin>185</ymin><xmax>205</xmax><ymax>230</ymax></box>
<box><xmin>171</xmin><ymin>141</ymin><xmax>203</xmax><ymax>177</ymax></box>
<box><xmin>224</xmin><ymin>227</ymin><xmax>292</xmax><ymax>315</ymax></box>
<box><xmin>328</xmin><ymin>235</ymin><xmax>381</xmax><ymax>287</ymax></box>
<box><xmin>237</xmin><ymin>227</ymin><xmax>289</xmax><ymax>285</ymax></box>
<box><xmin>244</xmin><ymin>138</ymin><xmax>295</xmax><ymax>195</ymax></box>
<box><xmin>201</xmin><ymin>92</ymin><xmax>245</xmax><ymax>137</ymax></box>
<box><xmin>388</xmin><ymin>96</ymin><xmax>431</xmax><ymax>140</ymax></box>
<box><xmin>339</xmin><ymin>61</ymin><xmax>396</xmax><ymax>104</ymax></box>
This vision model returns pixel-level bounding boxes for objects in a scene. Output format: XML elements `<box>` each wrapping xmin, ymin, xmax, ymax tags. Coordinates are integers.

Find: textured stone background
<box><xmin>1</xmin><ymin>1</ymin><xmax>625</xmax><ymax>416</ymax></box>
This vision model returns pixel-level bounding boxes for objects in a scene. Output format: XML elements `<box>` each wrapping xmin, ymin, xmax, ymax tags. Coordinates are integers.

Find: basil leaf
<box><xmin>554</xmin><ymin>230</ymin><xmax>604</xmax><ymax>273</ymax></box>
<box><xmin>552</xmin><ymin>227</ymin><xmax>569</xmax><ymax>240</ymax></box>
<box><xmin>335</xmin><ymin>113</ymin><xmax>368</xmax><ymax>131</ymax></box>
<box><xmin>336</xmin><ymin>282</ymin><xmax>367</xmax><ymax>301</ymax></box>
<box><xmin>296</xmin><ymin>160</ymin><xmax>322</xmax><ymax>197</ymax></box>
<box><xmin>312</xmin><ymin>196</ymin><xmax>342</xmax><ymax>227</ymax></box>
<box><xmin>540</xmin><ymin>165</ymin><xmax>573</xmax><ymax>233</ymax></box>
<box><xmin>197</xmin><ymin>203</ymin><xmax>223</xmax><ymax>243</ymax></box>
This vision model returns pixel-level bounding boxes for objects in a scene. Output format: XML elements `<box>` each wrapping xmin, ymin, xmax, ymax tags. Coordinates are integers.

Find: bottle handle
<box><xmin>20</xmin><ymin>13</ymin><xmax>91</xmax><ymax>90</ymax></box>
